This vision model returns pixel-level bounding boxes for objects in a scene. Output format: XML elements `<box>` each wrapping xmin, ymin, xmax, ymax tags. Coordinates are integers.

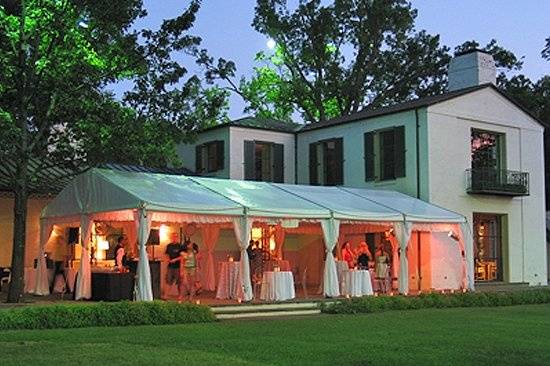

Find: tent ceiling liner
<box><xmin>41</xmin><ymin>168</ymin><xmax>465</xmax><ymax>224</ymax></box>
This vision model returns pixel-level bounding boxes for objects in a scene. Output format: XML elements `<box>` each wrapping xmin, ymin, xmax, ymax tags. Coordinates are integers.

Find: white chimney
<box><xmin>448</xmin><ymin>49</ymin><xmax>496</xmax><ymax>91</ymax></box>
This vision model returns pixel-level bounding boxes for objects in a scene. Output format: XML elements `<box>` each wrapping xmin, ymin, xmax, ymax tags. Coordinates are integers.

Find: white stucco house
<box><xmin>179</xmin><ymin>49</ymin><xmax>548</xmax><ymax>289</ymax></box>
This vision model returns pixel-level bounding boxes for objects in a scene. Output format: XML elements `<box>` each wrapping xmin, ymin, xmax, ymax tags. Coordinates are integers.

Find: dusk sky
<box><xmin>110</xmin><ymin>0</ymin><xmax>550</xmax><ymax>120</ymax></box>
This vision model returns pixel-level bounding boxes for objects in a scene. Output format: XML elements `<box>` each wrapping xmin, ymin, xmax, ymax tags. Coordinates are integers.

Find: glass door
<box><xmin>473</xmin><ymin>214</ymin><xmax>503</xmax><ymax>282</ymax></box>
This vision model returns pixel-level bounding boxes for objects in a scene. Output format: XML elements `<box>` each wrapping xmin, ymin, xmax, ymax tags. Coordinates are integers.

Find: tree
<box><xmin>0</xmin><ymin>0</ymin><xmax>228</xmax><ymax>302</ymax></box>
<box><xmin>202</xmin><ymin>0</ymin><xmax>450</xmax><ymax>123</ymax></box>
<box><xmin>542</xmin><ymin>36</ymin><xmax>550</xmax><ymax>61</ymax></box>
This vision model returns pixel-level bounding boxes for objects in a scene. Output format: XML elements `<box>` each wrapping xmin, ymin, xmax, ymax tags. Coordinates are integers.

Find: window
<box><xmin>309</xmin><ymin>138</ymin><xmax>343</xmax><ymax>186</ymax></box>
<box><xmin>195</xmin><ymin>140</ymin><xmax>224</xmax><ymax>173</ymax></box>
<box><xmin>244</xmin><ymin>140</ymin><xmax>284</xmax><ymax>182</ymax></box>
<box><xmin>471</xmin><ymin>129</ymin><xmax>505</xmax><ymax>170</ymax></box>
<box><xmin>364</xmin><ymin>126</ymin><xmax>405</xmax><ymax>182</ymax></box>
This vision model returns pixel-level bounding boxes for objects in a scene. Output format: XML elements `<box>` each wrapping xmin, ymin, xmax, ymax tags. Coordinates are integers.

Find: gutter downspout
<box><xmin>294</xmin><ymin>131</ymin><xmax>298</xmax><ymax>184</ymax></box>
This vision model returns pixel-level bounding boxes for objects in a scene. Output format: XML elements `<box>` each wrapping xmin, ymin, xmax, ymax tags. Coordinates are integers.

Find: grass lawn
<box><xmin>1</xmin><ymin>304</ymin><xmax>549</xmax><ymax>366</ymax></box>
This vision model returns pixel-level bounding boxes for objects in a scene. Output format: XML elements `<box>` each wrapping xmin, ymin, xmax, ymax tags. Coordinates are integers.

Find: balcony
<box><xmin>466</xmin><ymin>168</ymin><xmax>529</xmax><ymax>196</ymax></box>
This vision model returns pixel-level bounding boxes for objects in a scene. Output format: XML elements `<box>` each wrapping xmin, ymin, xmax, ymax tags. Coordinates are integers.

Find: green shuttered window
<box><xmin>364</xmin><ymin>126</ymin><xmax>405</xmax><ymax>181</ymax></box>
<box><xmin>244</xmin><ymin>140</ymin><xmax>284</xmax><ymax>182</ymax></box>
<box><xmin>309</xmin><ymin>138</ymin><xmax>344</xmax><ymax>186</ymax></box>
<box><xmin>196</xmin><ymin>140</ymin><xmax>224</xmax><ymax>173</ymax></box>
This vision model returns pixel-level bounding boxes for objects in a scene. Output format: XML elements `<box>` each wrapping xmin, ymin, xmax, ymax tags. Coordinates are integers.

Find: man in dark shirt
<box><xmin>164</xmin><ymin>232</ymin><xmax>183</xmax><ymax>298</ymax></box>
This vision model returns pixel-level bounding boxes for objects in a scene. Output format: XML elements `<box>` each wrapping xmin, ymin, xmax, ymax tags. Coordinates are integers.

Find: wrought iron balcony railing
<box><xmin>466</xmin><ymin>168</ymin><xmax>529</xmax><ymax>196</ymax></box>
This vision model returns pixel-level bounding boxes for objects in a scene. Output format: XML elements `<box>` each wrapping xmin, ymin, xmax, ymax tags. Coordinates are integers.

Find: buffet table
<box><xmin>341</xmin><ymin>269</ymin><xmax>374</xmax><ymax>297</ymax></box>
<box><xmin>91</xmin><ymin>271</ymin><xmax>135</xmax><ymax>301</ymax></box>
<box><xmin>260</xmin><ymin>271</ymin><xmax>295</xmax><ymax>302</ymax></box>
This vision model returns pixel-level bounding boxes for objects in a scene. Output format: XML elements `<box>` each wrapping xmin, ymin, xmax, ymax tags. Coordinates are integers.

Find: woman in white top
<box><xmin>375</xmin><ymin>244</ymin><xmax>389</xmax><ymax>293</ymax></box>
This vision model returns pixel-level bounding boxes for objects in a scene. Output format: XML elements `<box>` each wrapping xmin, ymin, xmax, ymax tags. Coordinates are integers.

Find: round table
<box><xmin>216</xmin><ymin>261</ymin><xmax>243</xmax><ymax>300</ymax></box>
<box><xmin>24</xmin><ymin>267</ymin><xmax>54</xmax><ymax>293</ymax></box>
<box><xmin>265</xmin><ymin>260</ymin><xmax>291</xmax><ymax>272</ymax></box>
<box><xmin>341</xmin><ymin>269</ymin><xmax>374</xmax><ymax>297</ymax></box>
<box><xmin>260</xmin><ymin>271</ymin><xmax>295</xmax><ymax>301</ymax></box>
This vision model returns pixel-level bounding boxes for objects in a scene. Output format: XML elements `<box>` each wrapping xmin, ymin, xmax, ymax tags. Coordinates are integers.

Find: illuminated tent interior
<box><xmin>35</xmin><ymin>168</ymin><xmax>474</xmax><ymax>302</ymax></box>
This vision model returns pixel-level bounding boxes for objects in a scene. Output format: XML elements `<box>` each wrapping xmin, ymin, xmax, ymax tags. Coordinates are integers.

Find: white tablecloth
<box><xmin>216</xmin><ymin>261</ymin><xmax>243</xmax><ymax>300</ymax></box>
<box><xmin>341</xmin><ymin>269</ymin><xmax>374</xmax><ymax>297</ymax></box>
<box><xmin>265</xmin><ymin>260</ymin><xmax>291</xmax><ymax>272</ymax></box>
<box><xmin>65</xmin><ymin>268</ymin><xmax>78</xmax><ymax>293</ymax></box>
<box><xmin>24</xmin><ymin>268</ymin><xmax>54</xmax><ymax>293</ymax></box>
<box><xmin>260</xmin><ymin>271</ymin><xmax>295</xmax><ymax>301</ymax></box>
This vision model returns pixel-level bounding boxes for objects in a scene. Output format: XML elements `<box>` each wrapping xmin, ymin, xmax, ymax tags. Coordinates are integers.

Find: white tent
<box><xmin>37</xmin><ymin>168</ymin><xmax>473</xmax><ymax>301</ymax></box>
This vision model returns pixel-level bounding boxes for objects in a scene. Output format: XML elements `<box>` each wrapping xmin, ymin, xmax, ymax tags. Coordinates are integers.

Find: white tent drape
<box><xmin>321</xmin><ymin>218</ymin><xmax>340</xmax><ymax>297</ymax></box>
<box><xmin>460</xmin><ymin>222</ymin><xmax>475</xmax><ymax>291</ymax></box>
<box><xmin>201</xmin><ymin>225</ymin><xmax>220</xmax><ymax>291</ymax></box>
<box><xmin>395</xmin><ymin>221</ymin><xmax>413</xmax><ymax>295</ymax></box>
<box><xmin>75</xmin><ymin>215</ymin><xmax>93</xmax><ymax>300</ymax></box>
<box><xmin>233</xmin><ymin>217</ymin><xmax>253</xmax><ymax>301</ymax></box>
<box><xmin>134</xmin><ymin>208</ymin><xmax>153</xmax><ymax>301</ymax></box>
<box><xmin>33</xmin><ymin>221</ymin><xmax>53</xmax><ymax>295</ymax></box>
<box><xmin>274</xmin><ymin>224</ymin><xmax>285</xmax><ymax>260</ymax></box>
<box><xmin>388</xmin><ymin>235</ymin><xmax>399</xmax><ymax>289</ymax></box>
<box><xmin>119</xmin><ymin>221</ymin><xmax>138</xmax><ymax>258</ymax></box>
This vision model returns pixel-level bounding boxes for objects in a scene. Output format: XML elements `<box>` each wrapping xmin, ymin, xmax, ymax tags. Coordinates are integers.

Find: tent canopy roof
<box><xmin>42</xmin><ymin>168</ymin><xmax>465</xmax><ymax>224</ymax></box>
<box><xmin>275</xmin><ymin>184</ymin><xmax>403</xmax><ymax>222</ymax></box>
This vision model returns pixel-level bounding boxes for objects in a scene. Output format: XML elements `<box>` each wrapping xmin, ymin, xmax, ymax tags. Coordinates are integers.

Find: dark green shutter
<box><xmin>195</xmin><ymin>145</ymin><xmax>203</xmax><ymax>174</ymax></box>
<box><xmin>394</xmin><ymin>126</ymin><xmax>406</xmax><ymax>178</ymax></box>
<box><xmin>216</xmin><ymin>140</ymin><xmax>225</xmax><ymax>170</ymax></box>
<box><xmin>364</xmin><ymin>132</ymin><xmax>375</xmax><ymax>181</ymax></box>
<box><xmin>244</xmin><ymin>140</ymin><xmax>255</xmax><ymax>180</ymax></box>
<box><xmin>309</xmin><ymin>143</ymin><xmax>318</xmax><ymax>185</ymax></box>
<box><xmin>272</xmin><ymin>143</ymin><xmax>284</xmax><ymax>183</ymax></box>
<box><xmin>334</xmin><ymin>138</ymin><xmax>344</xmax><ymax>185</ymax></box>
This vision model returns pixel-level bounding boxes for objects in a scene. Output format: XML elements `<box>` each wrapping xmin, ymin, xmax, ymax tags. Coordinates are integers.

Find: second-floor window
<box><xmin>309</xmin><ymin>138</ymin><xmax>344</xmax><ymax>186</ymax></box>
<box><xmin>244</xmin><ymin>140</ymin><xmax>284</xmax><ymax>182</ymax></box>
<box><xmin>364</xmin><ymin>126</ymin><xmax>405</xmax><ymax>182</ymax></box>
<box><xmin>195</xmin><ymin>140</ymin><xmax>224</xmax><ymax>173</ymax></box>
<box><xmin>471</xmin><ymin>129</ymin><xmax>505</xmax><ymax>171</ymax></box>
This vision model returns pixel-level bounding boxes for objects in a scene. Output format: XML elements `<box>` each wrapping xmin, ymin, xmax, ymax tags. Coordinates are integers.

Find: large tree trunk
<box><xmin>7</xmin><ymin>157</ymin><xmax>29</xmax><ymax>303</ymax></box>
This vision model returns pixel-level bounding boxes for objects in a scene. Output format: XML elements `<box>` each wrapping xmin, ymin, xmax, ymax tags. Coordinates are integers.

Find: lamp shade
<box><xmin>98</xmin><ymin>239</ymin><xmax>110</xmax><ymax>250</ymax></box>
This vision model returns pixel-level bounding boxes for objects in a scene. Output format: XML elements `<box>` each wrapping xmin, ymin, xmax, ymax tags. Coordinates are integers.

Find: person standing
<box><xmin>164</xmin><ymin>232</ymin><xmax>183</xmax><ymax>299</ymax></box>
<box><xmin>356</xmin><ymin>241</ymin><xmax>372</xmax><ymax>270</ymax></box>
<box><xmin>375</xmin><ymin>244</ymin><xmax>389</xmax><ymax>294</ymax></box>
<box><xmin>191</xmin><ymin>242</ymin><xmax>202</xmax><ymax>295</ymax></box>
<box><xmin>170</xmin><ymin>244</ymin><xmax>197</xmax><ymax>302</ymax></box>
<box><xmin>114</xmin><ymin>235</ymin><xmax>128</xmax><ymax>271</ymax></box>
<box><xmin>341</xmin><ymin>241</ymin><xmax>355</xmax><ymax>269</ymax></box>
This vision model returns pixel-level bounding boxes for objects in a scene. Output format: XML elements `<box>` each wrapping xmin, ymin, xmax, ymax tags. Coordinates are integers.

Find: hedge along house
<box><xmin>36</xmin><ymin>168</ymin><xmax>471</xmax><ymax>302</ymax></box>
<box><xmin>180</xmin><ymin>50</ymin><xmax>548</xmax><ymax>288</ymax></box>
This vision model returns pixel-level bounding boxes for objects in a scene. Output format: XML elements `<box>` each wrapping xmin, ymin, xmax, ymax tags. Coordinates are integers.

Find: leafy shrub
<box><xmin>320</xmin><ymin>289</ymin><xmax>550</xmax><ymax>315</ymax></box>
<box><xmin>0</xmin><ymin>301</ymin><xmax>216</xmax><ymax>331</ymax></box>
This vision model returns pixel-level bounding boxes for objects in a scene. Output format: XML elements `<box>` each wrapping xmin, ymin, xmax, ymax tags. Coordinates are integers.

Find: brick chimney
<box><xmin>448</xmin><ymin>49</ymin><xmax>496</xmax><ymax>91</ymax></box>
